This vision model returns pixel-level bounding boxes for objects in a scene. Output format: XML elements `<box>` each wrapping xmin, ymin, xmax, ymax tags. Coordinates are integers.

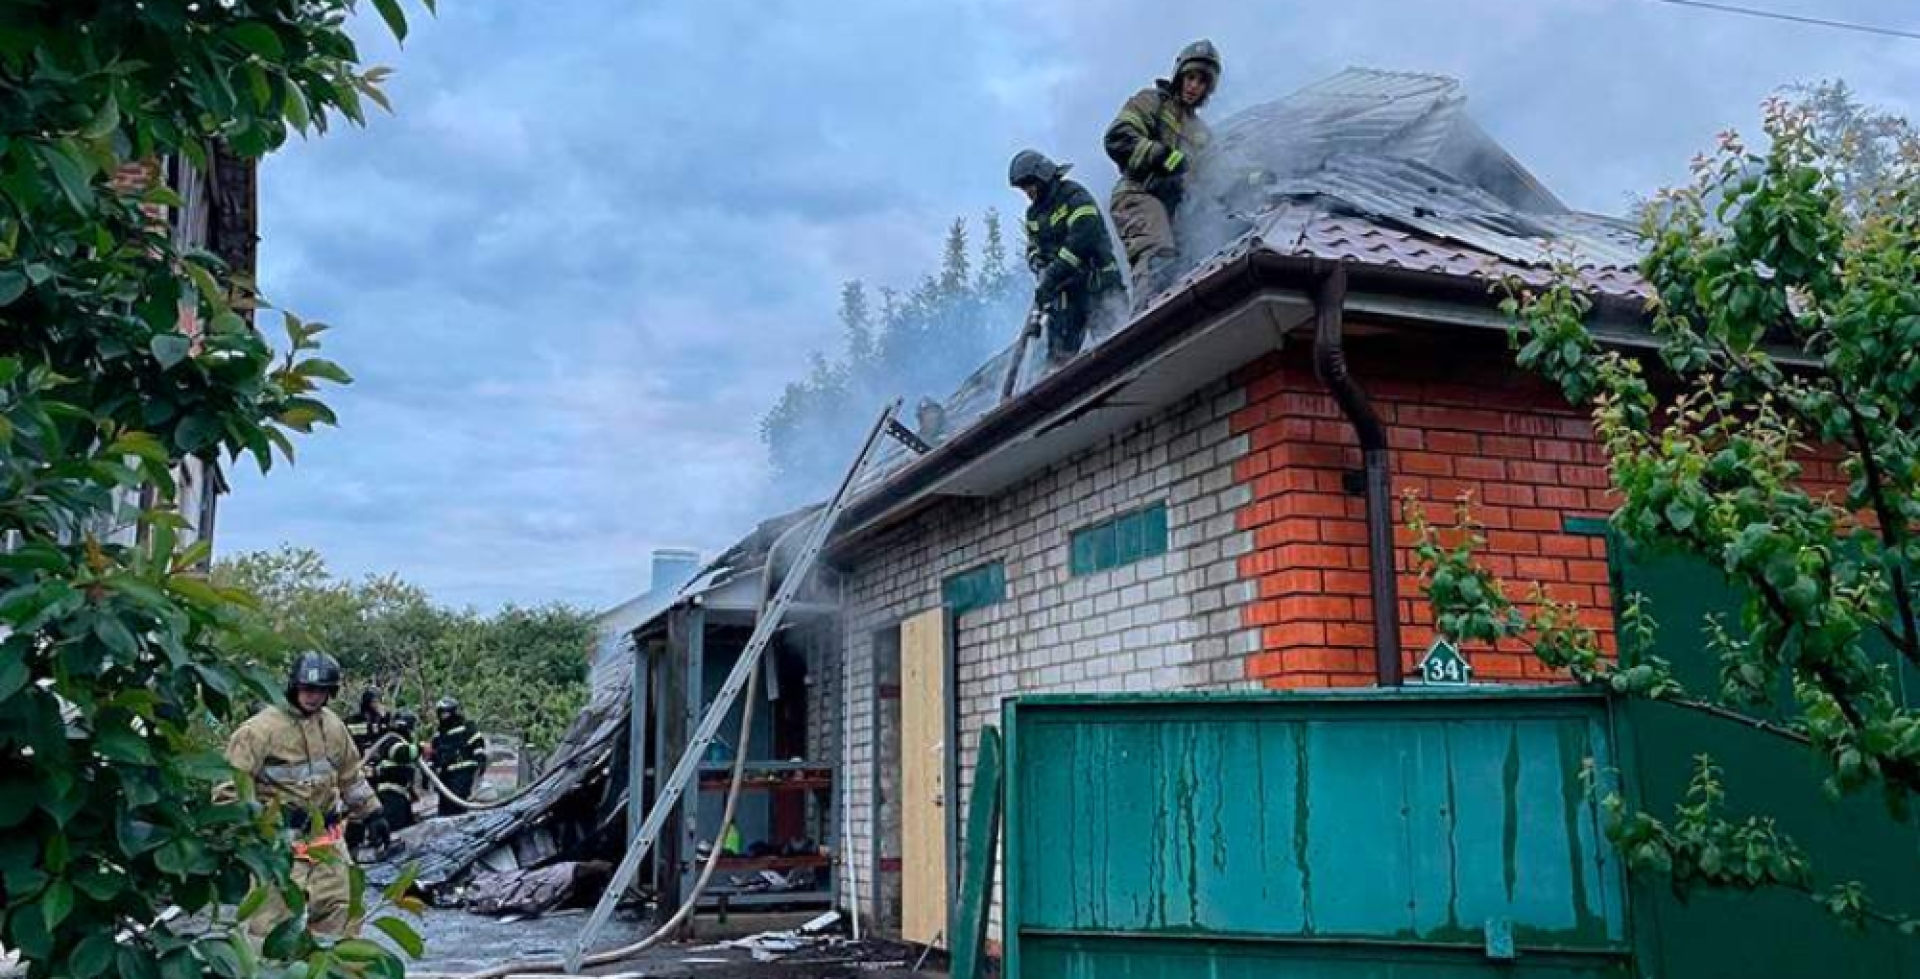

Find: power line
<box><xmin>1640</xmin><ymin>0</ymin><xmax>1920</xmax><ymax>42</ymax></box>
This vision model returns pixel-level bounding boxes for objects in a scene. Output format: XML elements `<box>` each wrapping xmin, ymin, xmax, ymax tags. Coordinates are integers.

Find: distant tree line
<box><xmin>213</xmin><ymin>545</ymin><xmax>594</xmax><ymax>756</ymax></box>
<box><xmin>760</xmin><ymin>210</ymin><xmax>1031</xmax><ymax>493</ymax></box>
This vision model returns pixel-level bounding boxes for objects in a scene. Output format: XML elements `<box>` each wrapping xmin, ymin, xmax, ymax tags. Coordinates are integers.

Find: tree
<box><xmin>0</xmin><ymin>3</ymin><xmax>429</xmax><ymax>977</ymax></box>
<box><xmin>214</xmin><ymin>546</ymin><xmax>594</xmax><ymax>757</ymax></box>
<box><xmin>760</xmin><ymin>211</ymin><xmax>1030</xmax><ymax>492</ymax></box>
<box><xmin>840</xmin><ymin>281</ymin><xmax>875</xmax><ymax>370</ymax></box>
<box><xmin>976</xmin><ymin>208</ymin><xmax>1013</xmax><ymax>298</ymax></box>
<box><xmin>412</xmin><ymin>605</ymin><xmax>592</xmax><ymax>755</ymax></box>
<box><xmin>1788</xmin><ymin>79</ymin><xmax>1919</xmax><ymax>218</ymax></box>
<box><xmin>1410</xmin><ymin>92</ymin><xmax>1920</xmax><ymax>930</ymax></box>
<box><xmin>938</xmin><ymin>217</ymin><xmax>971</xmax><ymax>297</ymax></box>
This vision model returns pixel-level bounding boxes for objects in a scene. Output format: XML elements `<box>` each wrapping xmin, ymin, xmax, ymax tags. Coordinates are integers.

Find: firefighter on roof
<box><xmin>1009</xmin><ymin>149</ymin><xmax>1126</xmax><ymax>368</ymax></box>
<box><xmin>1105</xmin><ymin>39</ymin><xmax>1222</xmax><ymax>309</ymax></box>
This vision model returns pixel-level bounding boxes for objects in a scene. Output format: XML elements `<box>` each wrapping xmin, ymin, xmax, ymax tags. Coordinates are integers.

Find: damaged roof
<box><xmin>847</xmin><ymin>67</ymin><xmax>1649</xmax><ymax>498</ymax></box>
<box><xmin>1180</xmin><ymin>154</ymin><xmax>1649</xmax><ymax>307</ymax></box>
<box><xmin>391</xmin><ymin>68</ymin><xmax>1654</xmax><ymax>887</ymax></box>
<box><xmin>366</xmin><ymin>511</ymin><xmax>812</xmax><ymax>889</ymax></box>
<box><xmin>1206</xmin><ymin>67</ymin><xmax>1569</xmax><ymax>215</ymax></box>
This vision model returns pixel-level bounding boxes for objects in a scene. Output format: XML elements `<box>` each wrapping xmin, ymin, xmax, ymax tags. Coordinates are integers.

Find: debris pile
<box><xmin>686</xmin><ymin>913</ymin><xmax>913</xmax><ymax>970</ymax></box>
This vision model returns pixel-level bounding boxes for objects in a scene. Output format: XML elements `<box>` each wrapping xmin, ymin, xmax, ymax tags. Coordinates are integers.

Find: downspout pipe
<box><xmin>1311</xmin><ymin>264</ymin><xmax>1405</xmax><ymax>686</ymax></box>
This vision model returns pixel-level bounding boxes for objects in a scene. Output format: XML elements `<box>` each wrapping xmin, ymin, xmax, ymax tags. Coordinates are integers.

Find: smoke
<box><xmin>1168</xmin><ymin>67</ymin><xmax>1599</xmax><ymax>286</ymax></box>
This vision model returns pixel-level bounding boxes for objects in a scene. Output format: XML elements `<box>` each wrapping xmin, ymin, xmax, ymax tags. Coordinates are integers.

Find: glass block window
<box><xmin>1069</xmin><ymin>502</ymin><xmax>1168</xmax><ymax>576</ymax></box>
<box><xmin>942</xmin><ymin>561</ymin><xmax>1006</xmax><ymax>616</ymax></box>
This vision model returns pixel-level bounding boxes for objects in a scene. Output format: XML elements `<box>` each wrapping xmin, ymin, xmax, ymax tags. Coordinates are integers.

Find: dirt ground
<box><xmin>401</xmin><ymin>906</ymin><xmax>941</xmax><ymax>978</ymax></box>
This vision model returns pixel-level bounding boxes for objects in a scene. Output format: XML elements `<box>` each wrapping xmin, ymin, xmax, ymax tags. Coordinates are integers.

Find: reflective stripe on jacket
<box><xmin>1023</xmin><ymin>178</ymin><xmax>1121</xmax><ymax>308</ymax></box>
<box><xmin>1104</xmin><ymin>81</ymin><xmax>1209</xmax><ymax>206</ymax></box>
<box><xmin>224</xmin><ymin>704</ymin><xmax>380</xmax><ymax>831</ymax></box>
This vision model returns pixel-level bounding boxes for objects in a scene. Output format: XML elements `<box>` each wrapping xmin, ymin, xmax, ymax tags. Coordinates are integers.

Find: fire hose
<box><xmin>363</xmin><ymin>727</ymin><xmax>551</xmax><ymax>814</ymax></box>
<box><xmin>412</xmin><ymin>746</ymin><xmax>533</xmax><ymax>812</ymax></box>
<box><xmin>412</xmin><ymin>517</ymin><xmax>817</xmax><ymax>978</ymax></box>
<box><xmin>409</xmin><ymin>645</ymin><xmax>762</xmax><ymax>979</ymax></box>
<box><xmin>357</xmin><ymin>733</ymin><xmax>526</xmax><ymax>817</ymax></box>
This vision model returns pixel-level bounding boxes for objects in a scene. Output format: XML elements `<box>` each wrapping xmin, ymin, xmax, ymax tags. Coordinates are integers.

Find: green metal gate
<box><xmin>1001</xmin><ymin>690</ymin><xmax>1633</xmax><ymax>978</ymax></box>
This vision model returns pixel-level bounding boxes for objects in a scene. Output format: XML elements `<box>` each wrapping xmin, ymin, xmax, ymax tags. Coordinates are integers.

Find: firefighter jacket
<box><xmin>371</xmin><ymin>736</ymin><xmax>421</xmax><ymax>797</ymax></box>
<box><xmin>345</xmin><ymin>708</ymin><xmax>386</xmax><ymax>755</ymax></box>
<box><xmin>1023</xmin><ymin>177</ymin><xmax>1121</xmax><ymax>309</ymax></box>
<box><xmin>224</xmin><ymin>705</ymin><xmax>380</xmax><ymax>832</ymax></box>
<box><xmin>1104</xmin><ymin>80</ymin><xmax>1210</xmax><ymax>208</ymax></box>
<box><xmin>430</xmin><ymin>717</ymin><xmax>487</xmax><ymax>777</ymax></box>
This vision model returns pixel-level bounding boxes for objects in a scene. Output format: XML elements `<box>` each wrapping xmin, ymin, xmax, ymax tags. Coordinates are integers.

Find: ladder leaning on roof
<box><xmin>566</xmin><ymin>398</ymin><xmax>918</xmax><ymax>971</ymax></box>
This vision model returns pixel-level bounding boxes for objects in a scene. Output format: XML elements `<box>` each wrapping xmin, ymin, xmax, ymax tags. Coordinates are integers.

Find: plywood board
<box><xmin>900</xmin><ymin>607</ymin><xmax>948</xmax><ymax>946</ymax></box>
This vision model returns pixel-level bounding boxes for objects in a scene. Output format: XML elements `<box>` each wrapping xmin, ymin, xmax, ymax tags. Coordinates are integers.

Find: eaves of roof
<box><xmin>826</xmin><ymin>246</ymin><xmax>1650</xmax><ymax>556</ymax></box>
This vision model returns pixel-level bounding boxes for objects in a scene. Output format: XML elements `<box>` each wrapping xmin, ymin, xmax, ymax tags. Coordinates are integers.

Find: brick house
<box><xmin>409</xmin><ymin>71</ymin><xmax>1893</xmax><ymax>969</ymax></box>
<box><xmin>811</xmin><ymin>69</ymin><xmax>1673</xmax><ymax>938</ymax></box>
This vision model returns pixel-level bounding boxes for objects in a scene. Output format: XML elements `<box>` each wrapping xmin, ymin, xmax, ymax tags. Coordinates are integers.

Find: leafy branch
<box><xmin>1479</xmin><ymin>87</ymin><xmax>1920</xmax><ymax>935</ymax></box>
<box><xmin>1</xmin><ymin>2</ymin><xmax>433</xmax><ymax>977</ymax></box>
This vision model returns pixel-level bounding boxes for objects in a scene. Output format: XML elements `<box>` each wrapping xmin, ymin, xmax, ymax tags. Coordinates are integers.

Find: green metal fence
<box><xmin>1001</xmin><ymin>690</ymin><xmax>1634</xmax><ymax>978</ymax></box>
<box><xmin>999</xmin><ymin>678</ymin><xmax>1920</xmax><ymax>977</ymax></box>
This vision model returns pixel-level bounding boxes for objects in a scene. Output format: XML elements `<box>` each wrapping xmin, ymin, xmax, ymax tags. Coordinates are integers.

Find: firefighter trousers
<box><xmin>1110</xmin><ymin>187</ymin><xmax>1179</xmax><ymax>311</ymax></box>
<box><xmin>437</xmin><ymin>767</ymin><xmax>477</xmax><ymax>817</ymax></box>
<box><xmin>248</xmin><ymin>853</ymin><xmax>356</xmax><ymax>938</ymax></box>
<box><xmin>1044</xmin><ymin>286</ymin><xmax>1127</xmax><ymax>365</ymax></box>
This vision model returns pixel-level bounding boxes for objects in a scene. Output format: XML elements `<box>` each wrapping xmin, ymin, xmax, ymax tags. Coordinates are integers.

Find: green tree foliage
<box><xmin>0</xmin><ymin>2</ymin><xmax>432</xmax><ymax>976</ymax></box>
<box><xmin>1410</xmin><ymin>89</ymin><xmax>1920</xmax><ymax>931</ymax></box>
<box><xmin>1788</xmin><ymin>79</ymin><xmax>1919</xmax><ymax>218</ymax></box>
<box><xmin>760</xmin><ymin>209</ymin><xmax>1027</xmax><ymax>491</ymax></box>
<box><xmin>215</xmin><ymin>547</ymin><xmax>593</xmax><ymax>756</ymax></box>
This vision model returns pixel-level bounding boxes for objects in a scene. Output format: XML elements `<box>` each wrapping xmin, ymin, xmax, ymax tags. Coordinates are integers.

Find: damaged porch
<box><xmin>364</xmin><ymin>512</ymin><xmax>862</xmax><ymax>957</ymax></box>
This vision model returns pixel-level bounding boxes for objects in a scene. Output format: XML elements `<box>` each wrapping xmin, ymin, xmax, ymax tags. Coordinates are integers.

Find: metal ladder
<box><xmin>567</xmin><ymin>400</ymin><xmax>913</xmax><ymax>970</ymax></box>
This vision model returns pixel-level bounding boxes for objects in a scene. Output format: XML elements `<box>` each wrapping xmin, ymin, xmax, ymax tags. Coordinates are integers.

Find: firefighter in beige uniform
<box><xmin>224</xmin><ymin>652</ymin><xmax>389</xmax><ymax>936</ymax></box>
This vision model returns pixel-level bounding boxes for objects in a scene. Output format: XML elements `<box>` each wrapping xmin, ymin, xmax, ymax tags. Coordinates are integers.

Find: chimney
<box><xmin>650</xmin><ymin>547</ymin><xmax>700</xmax><ymax>595</ymax></box>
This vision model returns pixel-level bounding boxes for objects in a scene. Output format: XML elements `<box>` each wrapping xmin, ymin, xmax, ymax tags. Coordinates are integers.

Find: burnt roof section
<box><xmin>1206</xmin><ymin>67</ymin><xmax>1567</xmax><ymax>215</ymax></box>
<box><xmin>836</xmin><ymin>66</ymin><xmax>1651</xmax><ymax>535</ymax></box>
<box><xmin>1173</xmin><ymin>66</ymin><xmax>1646</xmax><ymax>306</ymax></box>
<box><xmin>366</xmin><ymin>509</ymin><xmax>817</xmax><ymax>889</ymax></box>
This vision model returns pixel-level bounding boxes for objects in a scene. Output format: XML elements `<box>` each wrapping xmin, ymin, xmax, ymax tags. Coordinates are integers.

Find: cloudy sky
<box><xmin>221</xmin><ymin>0</ymin><xmax>1920</xmax><ymax>611</ymax></box>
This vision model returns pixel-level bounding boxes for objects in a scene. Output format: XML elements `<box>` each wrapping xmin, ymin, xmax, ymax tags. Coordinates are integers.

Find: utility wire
<box><xmin>1640</xmin><ymin>0</ymin><xmax>1920</xmax><ymax>42</ymax></box>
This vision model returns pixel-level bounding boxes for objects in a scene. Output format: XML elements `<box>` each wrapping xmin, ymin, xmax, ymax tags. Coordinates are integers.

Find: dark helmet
<box><xmin>435</xmin><ymin>696</ymin><xmax>459</xmax><ymax>715</ymax></box>
<box><xmin>392</xmin><ymin>710</ymin><xmax>419</xmax><ymax>735</ymax></box>
<box><xmin>1008</xmin><ymin>149</ymin><xmax>1068</xmax><ymax>189</ymax></box>
<box><xmin>1173</xmin><ymin>39</ymin><xmax>1222</xmax><ymax>90</ymax></box>
<box><xmin>286</xmin><ymin>652</ymin><xmax>342</xmax><ymax>702</ymax></box>
<box><xmin>358</xmin><ymin>687</ymin><xmax>382</xmax><ymax>714</ymax></box>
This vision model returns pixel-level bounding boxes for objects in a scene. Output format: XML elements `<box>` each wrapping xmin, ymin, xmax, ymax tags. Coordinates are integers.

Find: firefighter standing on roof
<box><xmin>223</xmin><ymin>652</ymin><xmax>388</xmax><ymax>937</ymax></box>
<box><xmin>430</xmin><ymin>696</ymin><xmax>487</xmax><ymax>816</ymax></box>
<box><xmin>1105</xmin><ymin>39</ymin><xmax>1222</xmax><ymax>309</ymax></box>
<box><xmin>1009</xmin><ymin>149</ymin><xmax>1126</xmax><ymax>367</ymax></box>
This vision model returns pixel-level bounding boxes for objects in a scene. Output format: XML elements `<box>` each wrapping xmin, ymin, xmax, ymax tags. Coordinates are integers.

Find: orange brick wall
<box><xmin>1231</xmin><ymin>335</ymin><xmax>1618</xmax><ymax>689</ymax></box>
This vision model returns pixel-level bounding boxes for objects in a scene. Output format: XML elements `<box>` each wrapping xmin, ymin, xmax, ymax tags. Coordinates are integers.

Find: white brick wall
<box><xmin>820</xmin><ymin>379</ymin><xmax>1258</xmax><ymax>930</ymax></box>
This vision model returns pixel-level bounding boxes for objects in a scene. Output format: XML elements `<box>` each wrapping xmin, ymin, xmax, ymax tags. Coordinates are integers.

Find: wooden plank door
<box><xmin>900</xmin><ymin>607</ymin><xmax>949</xmax><ymax>946</ymax></box>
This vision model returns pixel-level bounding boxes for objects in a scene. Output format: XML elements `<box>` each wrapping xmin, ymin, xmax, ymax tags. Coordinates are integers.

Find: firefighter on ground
<box><xmin>370</xmin><ymin>710</ymin><xmax>422</xmax><ymax>832</ymax></box>
<box><xmin>345</xmin><ymin>687</ymin><xmax>387</xmax><ymax>755</ymax></box>
<box><xmin>1009</xmin><ymin>149</ymin><xmax>1126</xmax><ymax>367</ymax></box>
<box><xmin>429</xmin><ymin>696</ymin><xmax>487</xmax><ymax>817</ymax></box>
<box><xmin>223</xmin><ymin>652</ymin><xmax>388</xmax><ymax>936</ymax></box>
<box><xmin>1105</xmin><ymin>39</ymin><xmax>1222</xmax><ymax>309</ymax></box>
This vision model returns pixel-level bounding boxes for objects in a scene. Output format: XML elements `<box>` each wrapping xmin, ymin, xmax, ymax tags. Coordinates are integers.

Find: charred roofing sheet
<box><xmin>366</xmin><ymin>517</ymin><xmax>798</xmax><ymax>888</ymax></box>
<box><xmin>846</xmin><ymin>67</ymin><xmax>1651</xmax><ymax>496</ymax></box>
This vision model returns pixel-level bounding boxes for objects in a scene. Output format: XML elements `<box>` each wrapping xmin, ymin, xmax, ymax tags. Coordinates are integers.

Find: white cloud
<box><xmin>222</xmin><ymin>0</ymin><xmax>1920</xmax><ymax>609</ymax></box>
